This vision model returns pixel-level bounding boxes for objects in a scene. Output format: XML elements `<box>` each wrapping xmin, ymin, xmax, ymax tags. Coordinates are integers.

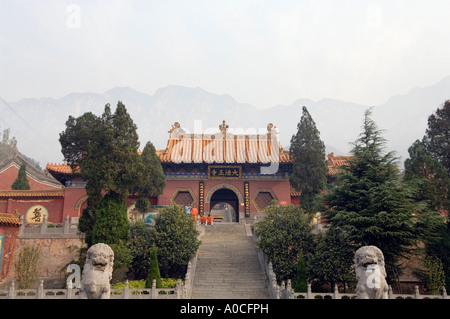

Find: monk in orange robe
<box><xmin>190</xmin><ymin>207</ymin><xmax>198</xmax><ymax>222</ymax></box>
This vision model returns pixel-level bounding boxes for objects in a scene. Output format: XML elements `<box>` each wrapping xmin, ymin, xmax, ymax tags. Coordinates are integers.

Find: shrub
<box><xmin>14</xmin><ymin>244</ymin><xmax>41</xmax><ymax>289</ymax></box>
<box><xmin>153</xmin><ymin>205</ymin><xmax>200</xmax><ymax>278</ymax></box>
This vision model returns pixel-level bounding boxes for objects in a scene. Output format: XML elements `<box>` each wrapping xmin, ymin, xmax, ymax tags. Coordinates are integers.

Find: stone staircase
<box><xmin>191</xmin><ymin>222</ymin><xmax>270</xmax><ymax>299</ymax></box>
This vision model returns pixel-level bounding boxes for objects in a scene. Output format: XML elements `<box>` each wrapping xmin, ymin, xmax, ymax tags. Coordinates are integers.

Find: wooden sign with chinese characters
<box><xmin>244</xmin><ymin>182</ymin><xmax>250</xmax><ymax>217</ymax></box>
<box><xmin>208</xmin><ymin>165</ymin><xmax>242</xmax><ymax>180</ymax></box>
<box><xmin>199</xmin><ymin>181</ymin><xmax>204</xmax><ymax>214</ymax></box>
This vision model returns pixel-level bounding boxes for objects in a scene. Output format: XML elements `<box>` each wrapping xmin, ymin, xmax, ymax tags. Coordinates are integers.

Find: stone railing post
<box><xmin>151</xmin><ymin>279</ymin><xmax>158</xmax><ymax>299</ymax></box>
<box><xmin>66</xmin><ymin>281</ymin><xmax>73</xmax><ymax>299</ymax></box>
<box><xmin>40</xmin><ymin>216</ymin><xmax>47</xmax><ymax>234</ymax></box>
<box><xmin>123</xmin><ymin>280</ymin><xmax>130</xmax><ymax>299</ymax></box>
<box><xmin>333</xmin><ymin>284</ymin><xmax>340</xmax><ymax>299</ymax></box>
<box><xmin>306</xmin><ymin>283</ymin><xmax>312</xmax><ymax>299</ymax></box>
<box><xmin>414</xmin><ymin>285</ymin><xmax>420</xmax><ymax>299</ymax></box>
<box><xmin>286</xmin><ymin>279</ymin><xmax>294</xmax><ymax>299</ymax></box>
<box><xmin>63</xmin><ymin>215</ymin><xmax>70</xmax><ymax>234</ymax></box>
<box><xmin>19</xmin><ymin>215</ymin><xmax>24</xmax><ymax>236</ymax></box>
<box><xmin>8</xmin><ymin>281</ymin><xmax>15</xmax><ymax>299</ymax></box>
<box><xmin>176</xmin><ymin>279</ymin><xmax>183</xmax><ymax>299</ymax></box>
<box><xmin>280</xmin><ymin>281</ymin><xmax>286</xmax><ymax>299</ymax></box>
<box><xmin>37</xmin><ymin>280</ymin><xmax>44</xmax><ymax>299</ymax></box>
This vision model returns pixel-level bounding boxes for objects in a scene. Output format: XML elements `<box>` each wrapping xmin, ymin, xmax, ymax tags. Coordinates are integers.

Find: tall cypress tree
<box><xmin>134</xmin><ymin>141</ymin><xmax>166</xmax><ymax>214</ymax></box>
<box><xmin>289</xmin><ymin>106</ymin><xmax>327</xmax><ymax>213</ymax></box>
<box><xmin>11</xmin><ymin>163</ymin><xmax>30</xmax><ymax>190</ymax></box>
<box><xmin>60</xmin><ymin>101</ymin><xmax>141</xmax><ymax>247</ymax></box>
<box><xmin>145</xmin><ymin>244</ymin><xmax>162</xmax><ymax>288</ymax></box>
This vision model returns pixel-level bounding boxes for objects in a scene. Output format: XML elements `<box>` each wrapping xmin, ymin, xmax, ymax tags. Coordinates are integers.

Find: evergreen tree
<box><xmin>11</xmin><ymin>163</ymin><xmax>30</xmax><ymax>190</ymax></box>
<box><xmin>92</xmin><ymin>192</ymin><xmax>132</xmax><ymax>283</ymax></box>
<box><xmin>153</xmin><ymin>205</ymin><xmax>200</xmax><ymax>278</ymax></box>
<box><xmin>60</xmin><ymin>101</ymin><xmax>141</xmax><ymax>247</ymax></box>
<box><xmin>59</xmin><ymin>112</ymin><xmax>100</xmax><ymax>170</ymax></box>
<box><xmin>293</xmin><ymin>253</ymin><xmax>308</xmax><ymax>292</ymax></box>
<box><xmin>404</xmin><ymin>139</ymin><xmax>449</xmax><ymax>213</ymax></box>
<box><xmin>422</xmin><ymin>100</ymin><xmax>450</xmax><ymax>174</ymax></box>
<box><xmin>255</xmin><ymin>205</ymin><xmax>313</xmax><ymax>281</ymax></box>
<box><xmin>92</xmin><ymin>192</ymin><xmax>130</xmax><ymax>245</ymax></box>
<box><xmin>326</xmin><ymin>109</ymin><xmax>423</xmax><ymax>284</ymax></box>
<box><xmin>308</xmin><ymin>227</ymin><xmax>355</xmax><ymax>290</ymax></box>
<box><xmin>127</xmin><ymin>221</ymin><xmax>155</xmax><ymax>279</ymax></box>
<box><xmin>133</xmin><ymin>141</ymin><xmax>166</xmax><ymax>213</ymax></box>
<box><xmin>145</xmin><ymin>244</ymin><xmax>162</xmax><ymax>288</ymax></box>
<box><xmin>289</xmin><ymin>106</ymin><xmax>328</xmax><ymax>213</ymax></box>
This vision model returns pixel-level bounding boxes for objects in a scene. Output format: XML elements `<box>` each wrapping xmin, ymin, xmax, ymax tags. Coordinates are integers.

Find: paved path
<box><xmin>191</xmin><ymin>222</ymin><xmax>269</xmax><ymax>299</ymax></box>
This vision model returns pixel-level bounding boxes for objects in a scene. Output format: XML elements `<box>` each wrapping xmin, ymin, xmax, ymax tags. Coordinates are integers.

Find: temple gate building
<box><xmin>155</xmin><ymin>121</ymin><xmax>292</xmax><ymax>222</ymax></box>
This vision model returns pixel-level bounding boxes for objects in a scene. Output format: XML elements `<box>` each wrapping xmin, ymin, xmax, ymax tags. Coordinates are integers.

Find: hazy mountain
<box><xmin>1</xmin><ymin>76</ymin><xmax>449</xmax><ymax>168</ymax></box>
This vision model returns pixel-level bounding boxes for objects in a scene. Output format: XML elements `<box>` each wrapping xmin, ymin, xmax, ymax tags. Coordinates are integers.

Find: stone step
<box><xmin>191</xmin><ymin>223</ymin><xmax>269</xmax><ymax>299</ymax></box>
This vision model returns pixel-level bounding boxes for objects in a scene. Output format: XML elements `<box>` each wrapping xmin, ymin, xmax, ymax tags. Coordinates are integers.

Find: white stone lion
<box><xmin>79</xmin><ymin>243</ymin><xmax>114</xmax><ymax>299</ymax></box>
<box><xmin>354</xmin><ymin>245</ymin><xmax>389</xmax><ymax>299</ymax></box>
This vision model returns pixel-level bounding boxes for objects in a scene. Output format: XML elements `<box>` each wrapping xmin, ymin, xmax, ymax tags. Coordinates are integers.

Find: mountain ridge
<box><xmin>1</xmin><ymin>76</ymin><xmax>450</xmax><ymax>168</ymax></box>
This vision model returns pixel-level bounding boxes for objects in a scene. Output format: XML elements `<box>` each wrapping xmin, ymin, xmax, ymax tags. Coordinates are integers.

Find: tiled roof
<box><xmin>0</xmin><ymin>155</ymin><xmax>63</xmax><ymax>189</ymax></box>
<box><xmin>327</xmin><ymin>152</ymin><xmax>353</xmax><ymax>175</ymax></box>
<box><xmin>0</xmin><ymin>213</ymin><xmax>21</xmax><ymax>226</ymax></box>
<box><xmin>0</xmin><ymin>190</ymin><xmax>65</xmax><ymax>198</ymax></box>
<box><xmin>45</xmin><ymin>163</ymin><xmax>80</xmax><ymax>174</ymax></box>
<box><xmin>158</xmin><ymin>133</ymin><xmax>290</xmax><ymax>164</ymax></box>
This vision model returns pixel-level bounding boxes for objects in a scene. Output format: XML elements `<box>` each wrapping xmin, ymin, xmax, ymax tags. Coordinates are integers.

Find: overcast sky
<box><xmin>1</xmin><ymin>0</ymin><xmax>450</xmax><ymax>109</ymax></box>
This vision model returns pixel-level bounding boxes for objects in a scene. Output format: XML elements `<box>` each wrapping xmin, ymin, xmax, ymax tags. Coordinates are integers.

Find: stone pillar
<box><xmin>414</xmin><ymin>285</ymin><xmax>420</xmax><ymax>299</ymax></box>
<box><xmin>37</xmin><ymin>280</ymin><xmax>44</xmax><ymax>299</ymax></box>
<box><xmin>63</xmin><ymin>215</ymin><xmax>70</xmax><ymax>234</ymax></box>
<box><xmin>8</xmin><ymin>281</ymin><xmax>15</xmax><ymax>299</ymax></box>
<box><xmin>333</xmin><ymin>284</ymin><xmax>340</xmax><ymax>299</ymax></box>
<box><xmin>306</xmin><ymin>283</ymin><xmax>312</xmax><ymax>299</ymax></box>
<box><xmin>151</xmin><ymin>279</ymin><xmax>158</xmax><ymax>299</ymax></box>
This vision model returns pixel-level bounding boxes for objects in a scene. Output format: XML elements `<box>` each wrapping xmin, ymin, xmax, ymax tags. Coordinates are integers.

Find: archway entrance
<box><xmin>210</xmin><ymin>188</ymin><xmax>239</xmax><ymax>222</ymax></box>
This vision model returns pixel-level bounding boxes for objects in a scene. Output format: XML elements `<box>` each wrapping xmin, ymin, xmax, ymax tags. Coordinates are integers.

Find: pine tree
<box><xmin>145</xmin><ymin>244</ymin><xmax>162</xmax><ymax>288</ymax></box>
<box><xmin>133</xmin><ymin>141</ymin><xmax>166</xmax><ymax>213</ymax></box>
<box><xmin>326</xmin><ymin>109</ymin><xmax>419</xmax><ymax>284</ymax></box>
<box><xmin>11</xmin><ymin>163</ymin><xmax>30</xmax><ymax>190</ymax></box>
<box><xmin>404</xmin><ymin>139</ymin><xmax>449</xmax><ymax>213</ymax></box>
<box><xmin>422</xmin><ymin>100</ymin><xmax>450</xmax><ymax>175</ymax></box>
<box><xmin>289</xmin><ymin>106</ymin><xmax>328</xmax><ymax>213</ymax></box>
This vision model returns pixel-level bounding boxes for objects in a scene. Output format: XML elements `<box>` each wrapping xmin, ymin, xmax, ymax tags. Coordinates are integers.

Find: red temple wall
<box><xmin>160</xmin><ymin>178</ymin><xmax>291</xmax><ymax>214</ymax></box>
<box><xmin>5</xmin><ymin>198</ymin><xmax>65</xmax><ymax>223</ymax></box>
<box><xmin>0</xmin><ymin>165</ymin><xmax>61</xmax><ymax>190</ymax></box>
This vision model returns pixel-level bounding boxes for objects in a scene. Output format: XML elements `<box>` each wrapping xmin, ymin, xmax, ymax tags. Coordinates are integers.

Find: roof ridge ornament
<box><xmin>168</xmin><ymin>121</ymin><xmax>184</xmax><ymax>139</ymax></box>
<box><xmin>219</xmin><ymin>120</ymin><xmax>229</xmax><ymax>136</ymax></box>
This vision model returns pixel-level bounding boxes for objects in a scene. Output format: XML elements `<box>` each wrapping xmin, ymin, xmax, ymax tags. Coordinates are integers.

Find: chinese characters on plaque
<box><xmin>244</xmin><ymin>182</ymin><xmax>250</xmax><ymax>217</ymax></box>
<box><xmin>208</xmin><ymin>165</ymin><xmax>242</xmax><ymax>180</ymax></box>
<box><xmin>199</xmin><ymin>181</ymin><xmax>204</xmax><ymax>214</ymax></box>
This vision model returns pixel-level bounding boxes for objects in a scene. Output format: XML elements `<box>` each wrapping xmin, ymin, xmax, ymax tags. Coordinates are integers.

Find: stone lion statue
<box><xmin>354</xmin><ymin>245</ymin><xmax>389</xmax><ymax>299</ymax></box>
<box><xmin>79</xmin><ymin>243</ymin><xmax>114</xmax><ymax>299</ymax></box>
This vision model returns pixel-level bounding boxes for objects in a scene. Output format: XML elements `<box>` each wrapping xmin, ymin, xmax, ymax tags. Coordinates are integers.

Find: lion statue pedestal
<box><xmin>354</xmin><ymin>245</ymin><xmax>389</xmax><ymax>299</ymax></box>
<box><xmin>79</xmin><ymin>243</ymin><xmax>114</xmax><ymax>299</ymax></box>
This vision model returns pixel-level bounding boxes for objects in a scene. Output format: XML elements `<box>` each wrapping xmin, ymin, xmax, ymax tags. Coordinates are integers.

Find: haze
<box><xmin>2</xmin><ymin>1</ymin><xmax>450</xmax><ymax>109</ymax></box>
